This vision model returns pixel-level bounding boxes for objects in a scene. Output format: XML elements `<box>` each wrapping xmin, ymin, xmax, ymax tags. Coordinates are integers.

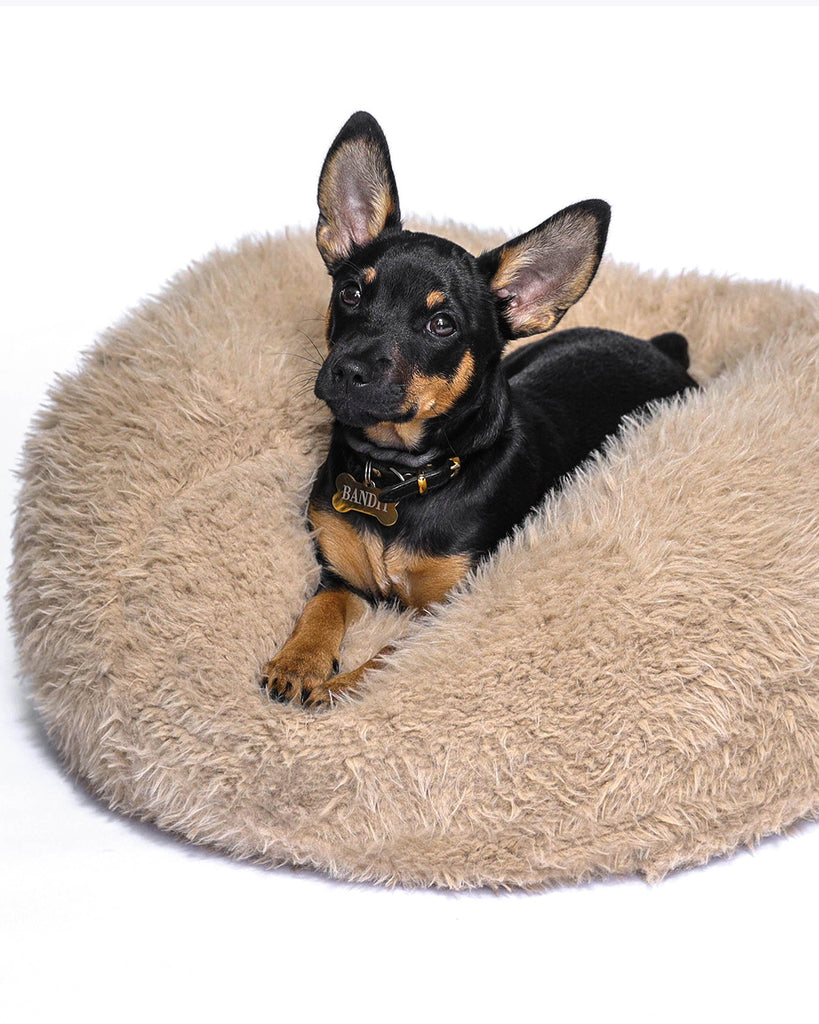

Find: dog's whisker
<box><xmin>291</xmin><ymin>374</ymin><xmax>318</xmax><ymax>392</ymax></box>
<box><xmin>294</xmin><ymin>328</ymin><xmax>326</xmax><ymax>364</ymax></box>
<box><xmin>282</xmin><ymin>350</ymin><xmax>322</xmax><ymax>368</ymax></box>
<box><xmin>282</xmin><ymin>354</ymin><xmax>319</xmax><ymax>370</ymax></box>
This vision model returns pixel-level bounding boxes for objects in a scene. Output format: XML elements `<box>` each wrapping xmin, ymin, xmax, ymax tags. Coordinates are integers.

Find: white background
<box><xmin>2</xmin><ymin>5</ymin><xmax>818</xmax><ymax>1021</ymax></box>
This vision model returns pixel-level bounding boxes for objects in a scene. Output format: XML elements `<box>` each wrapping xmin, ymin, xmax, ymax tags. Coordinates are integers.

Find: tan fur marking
<box><xmin>426</xmin><ymin>290</ymin><xmax>445</xmax><ymax>309</ymax></box>
<box><xmin>272</xmin><ymin>507</ymin><xmax>469</xmax><ymax>704</ymax></box>
<box><xmin>324</xmin><ymin>304</ymin><xmax>332</xmax><ymax>342</ymax></box>
<box><xmin>364</xmin><ymin>420</ymin><xmax>428</xmax><ymax>451</ymax></box>
<box><xmin>363</xmin><ymin>351</ymin><xmax>475</xmax><ymax>450</ymax></box>
<box><xmin>363</xmin><ymin>266</ymin><xmax>376</xmax><ymax>284</ymax></box>
<box><xmin>406</xmin><ymin>350</ymin><xmax>475</xmax><ymax>419</ymax></box>
<box><xmin>309</xmin><ymin>505</ymin><xmax>470</xmax><ymax>609</ymax></box>
<box><xmin>491</xmin><ymin>245</ymin><xmax>531</xmax><ymax>294</ymax></box>
<box><xmin>385</xmin><ymin>548</ymin><xmax>472</xmax><ymax>609</ymax></box>
<box><xmin>316</xmin><ymin>222</ymin><xmax>344</xmax><ymax>266</ymax></box>
<box><xmin>286</xmin><ymin>588</ymin><xmax>361</xmax><ymax>654</ymax></box>
<box><xmin>371</xmin><ymin>190</ymin><xmax>396</xmax><ymax>238</ymax></box>
<box><xmin>310</xmin><ymin>504</ymin><xmax>389</xmax><ymax>596</ymax></box>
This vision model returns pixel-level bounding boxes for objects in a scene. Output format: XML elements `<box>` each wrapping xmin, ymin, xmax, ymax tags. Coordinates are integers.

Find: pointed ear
<box><xmin>477</xmin><ymin>199</ymin><xmax>610</xmax><ymax>338</ymax></box>
<box><xmin>316</xmin><ymin>111</ymin><xmax>402</xmax><ymax>269</ymax></box>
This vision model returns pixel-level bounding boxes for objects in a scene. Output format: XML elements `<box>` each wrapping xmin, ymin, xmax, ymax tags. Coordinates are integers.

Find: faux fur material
<box><xmin>10</xmin><ymin>224</ymin><xmax>819</xmax><ymax>889</ymax></box>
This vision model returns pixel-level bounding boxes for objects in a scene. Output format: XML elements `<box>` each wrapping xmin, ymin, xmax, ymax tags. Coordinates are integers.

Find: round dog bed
<box><xmin>11</xmin><ymin>224</ymin><xmax>819</xmax><ymax>889</ymax></box>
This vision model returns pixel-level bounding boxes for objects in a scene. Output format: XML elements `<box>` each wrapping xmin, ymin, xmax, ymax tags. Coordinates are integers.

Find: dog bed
<box><xmin>10</xmin><ymin>223</ymin><xmax>819</xmax><ymax>889</ymax></box>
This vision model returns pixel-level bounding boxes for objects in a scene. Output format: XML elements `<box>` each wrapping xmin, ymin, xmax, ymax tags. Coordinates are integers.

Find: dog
<box><xmin>262</xmin><ymin>111</ymin><xmax>697</xmax><ymax>707</ymax></box>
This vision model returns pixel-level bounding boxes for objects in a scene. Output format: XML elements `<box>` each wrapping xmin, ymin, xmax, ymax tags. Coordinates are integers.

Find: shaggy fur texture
<box><xmin>10</xmin><ymin>223</ymin><xmax>819</xmax><ymax>889</ymax></box>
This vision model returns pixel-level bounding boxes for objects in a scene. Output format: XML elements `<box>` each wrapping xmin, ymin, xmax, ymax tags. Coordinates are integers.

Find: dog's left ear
<box><xmin>316</xmin><ymin>111</ymin><xmax>402</xmax><ymax>269</ymax></box>
<box><xmin>477</xmin><ymin>200</ymin><xmax>610</xmax><ymax>338</ymax></box>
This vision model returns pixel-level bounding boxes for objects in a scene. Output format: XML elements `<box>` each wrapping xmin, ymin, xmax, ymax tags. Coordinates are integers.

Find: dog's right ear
<box><xmin>316</xmin><ymin>112</ymin><xmax>402</xmax><ymax>270</ymax></box>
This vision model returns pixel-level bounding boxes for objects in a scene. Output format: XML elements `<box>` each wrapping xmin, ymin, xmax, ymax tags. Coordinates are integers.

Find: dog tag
<box><xmin>332</xmin><ymin>473</ymin><xmax>398</xmax><ymax>526</ymax></box>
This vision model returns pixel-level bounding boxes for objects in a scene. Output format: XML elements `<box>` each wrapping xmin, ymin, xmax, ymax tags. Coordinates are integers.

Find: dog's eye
<box><xmin>339</xmin><ymin>283</ymin><xmax>361</xmax><ymax>308</ymax></box>
<box><xmin>427</xmin><ymin>313</ymin><xmax>456</xmax><ymax>338</ymax></box>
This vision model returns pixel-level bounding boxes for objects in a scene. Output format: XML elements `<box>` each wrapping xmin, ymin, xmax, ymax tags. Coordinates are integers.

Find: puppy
<box><xmin>262</xmin><ymin>111</ymin><xmax>696</xmax><ymax>706</ymax></box>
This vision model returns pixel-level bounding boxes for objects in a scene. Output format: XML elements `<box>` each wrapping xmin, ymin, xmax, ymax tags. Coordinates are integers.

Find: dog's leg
<box><xmin>307</xmin><ymin>552</ymin><xmax>470</xmax><ymax>704</ymax></box>
<box><xmin>299</xmin><ymin>552</ymin><xmax>471</xmax><ymax>705</ymax></box>
<box><xmin>264</xmin><ymin>552</ymin><xmax>471</xmax><ymax>707</ymax></box>
<box><xmin>262</xmin><ymin>587</ymin><xmax>366</xmax><ymax>705</ymax></box>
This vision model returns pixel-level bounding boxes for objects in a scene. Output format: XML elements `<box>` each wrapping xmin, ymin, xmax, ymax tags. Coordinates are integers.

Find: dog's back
<box><xmin>504</xmin><ymin>327</ymin><xmax>696</xmax><ymax>476</ymax></box>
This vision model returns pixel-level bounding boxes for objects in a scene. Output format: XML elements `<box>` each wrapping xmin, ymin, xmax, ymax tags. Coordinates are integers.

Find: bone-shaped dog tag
<box><xmin>332</xmin><ymin>473</ymin><xmax>399</xmax><ymax>526</ymax></box>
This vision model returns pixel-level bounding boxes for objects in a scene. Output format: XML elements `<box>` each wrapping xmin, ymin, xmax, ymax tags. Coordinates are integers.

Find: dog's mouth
<box><xmin>321</xmin><ymin>396</ymin><xmax>416</xmax><ymax>430</ymax></box>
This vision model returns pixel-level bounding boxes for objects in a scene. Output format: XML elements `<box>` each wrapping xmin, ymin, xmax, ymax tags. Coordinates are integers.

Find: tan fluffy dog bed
<box><xmin>10</xmin><ymin>224</ymin><xmax>819</xmax><ymax>889</ymax></box>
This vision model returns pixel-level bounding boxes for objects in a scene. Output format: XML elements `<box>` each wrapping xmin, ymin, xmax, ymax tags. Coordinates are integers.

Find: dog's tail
<box><xmin>650</xmin><ymin>331</ymin><xmax>690</xmax><ymax>369</ymax></box>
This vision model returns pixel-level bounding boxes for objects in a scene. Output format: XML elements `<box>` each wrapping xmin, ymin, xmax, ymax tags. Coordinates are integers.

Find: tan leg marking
<box><xmin>274</xmin><ymin>507</ymin><xmax>471</xmax><ymax>708</ymax></box>
<box><xmin>280</xmin><ymin>547</ymin><xmax>469</xmax><ymax>708</ymax></box>
<box><xmin>262</xmin><ymin>588</ymin><xmax>366</xmax><ymax>705</ymax></box>
<box><xmin>385</xmin><ymin>548</ymin><xmax>472</xmax><ymax>609</ymax></box>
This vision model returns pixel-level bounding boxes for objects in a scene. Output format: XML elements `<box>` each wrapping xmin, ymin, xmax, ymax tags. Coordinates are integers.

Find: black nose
<box><xmin>332</xmin><ymin>357</ymin><xmax>372</xmax><ymax>388</ymax></box>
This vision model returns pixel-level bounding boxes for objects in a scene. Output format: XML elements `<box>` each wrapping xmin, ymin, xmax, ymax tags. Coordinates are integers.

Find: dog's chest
<box><xmin>309</xmin><ymin>503</ymin><xmax>469</xmax><ymax>609</ymax></box>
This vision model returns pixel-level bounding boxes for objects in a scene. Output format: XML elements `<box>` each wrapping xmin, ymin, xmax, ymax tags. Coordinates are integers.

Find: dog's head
<box><xmin>314</xmin><ymin>112</ymin><xmax>610</xmax><ymax>448</ymax></box>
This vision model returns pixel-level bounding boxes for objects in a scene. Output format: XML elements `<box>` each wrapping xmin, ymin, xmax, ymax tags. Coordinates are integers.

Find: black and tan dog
<box><xmin>262</xmin><ymin>111</ymin><xmax>696</xmax><ymax>706</ymax></box>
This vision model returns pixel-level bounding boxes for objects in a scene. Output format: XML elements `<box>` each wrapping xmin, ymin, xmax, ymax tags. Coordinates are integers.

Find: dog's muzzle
<box><xmin>315</xmin><ymin>351</ymin><xmax>407</xmax><ymax>427</ymax></box>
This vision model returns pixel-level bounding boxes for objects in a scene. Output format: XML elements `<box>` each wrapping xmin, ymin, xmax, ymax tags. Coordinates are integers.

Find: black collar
<box><xmin>374</xmin><ymin>455</ymin><xmax>461</xmax><ymax>502</ymax></box>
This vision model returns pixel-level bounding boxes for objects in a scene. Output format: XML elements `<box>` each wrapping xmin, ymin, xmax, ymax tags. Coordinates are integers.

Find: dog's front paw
<box><xmin>261</xmin><ymin>646</ymin><xmax>339</xmax><ymax>706</ymax></box>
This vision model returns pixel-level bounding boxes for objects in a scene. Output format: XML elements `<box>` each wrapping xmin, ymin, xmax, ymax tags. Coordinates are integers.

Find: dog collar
<box><xmin>376</xmin><ymin>456</ymin><xmax>461</xmax><ymax>501</ymax></box>
<box><xmin>331</xmin><ymin>455</ymin><xmax>461</xmax><ymax>527</ymax></box>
